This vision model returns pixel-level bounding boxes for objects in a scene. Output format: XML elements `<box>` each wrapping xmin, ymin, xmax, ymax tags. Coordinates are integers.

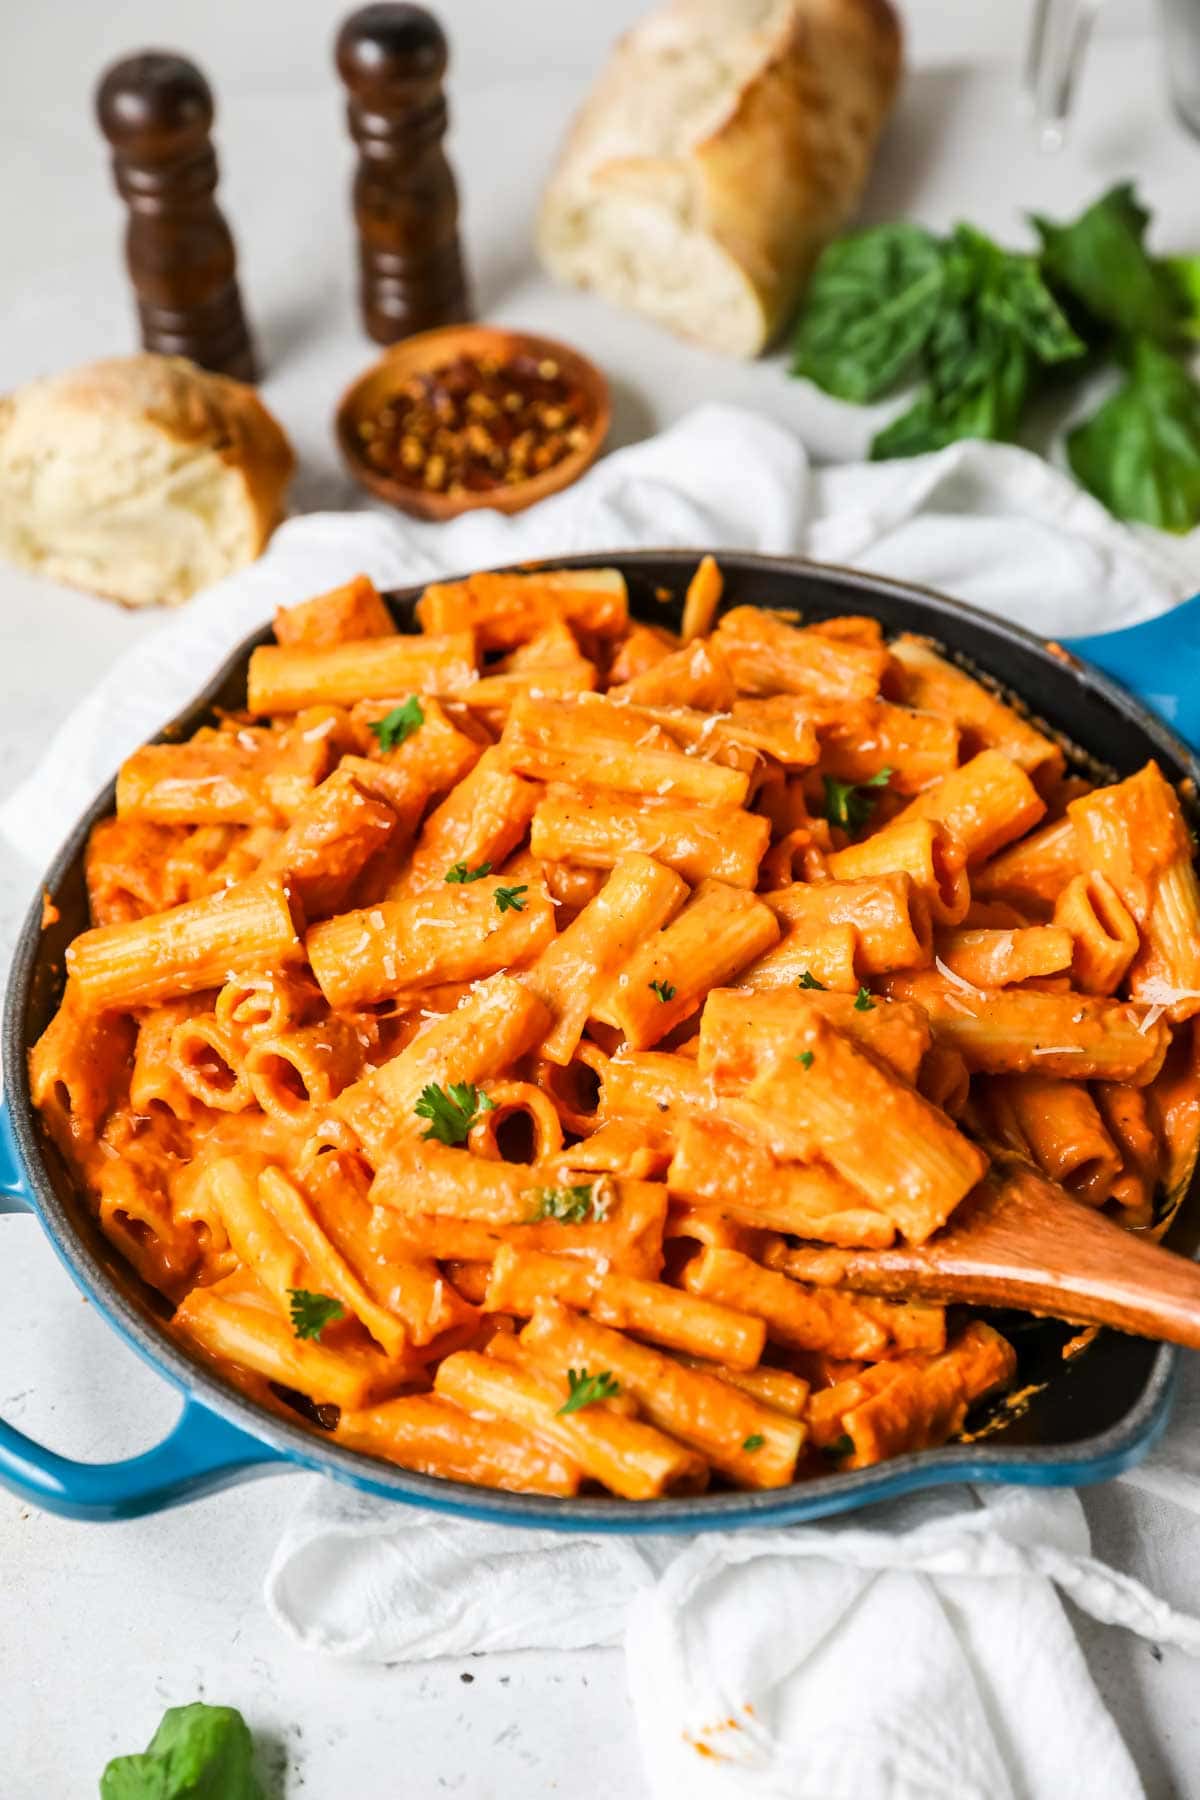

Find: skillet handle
<box><xmin>1065</xmin><ymin>591</ymin><xmax>1200</xmax><ymax>754</ymax></box>
<box><xmin>0</xmin><ymin>1104</ymin><xmax>288</xmax><ymax>1520</ymax></box>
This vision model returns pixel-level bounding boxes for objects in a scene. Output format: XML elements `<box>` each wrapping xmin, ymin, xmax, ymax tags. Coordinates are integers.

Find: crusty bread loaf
<box><xmin>538</xmin><ymin>0</ymin><xmax>901</xmax><ymax>358</ymax></box>
<box><xmin>0</xmin><ymin>354</ymin><xmax>294</xmax><ymax>607</ymax></box>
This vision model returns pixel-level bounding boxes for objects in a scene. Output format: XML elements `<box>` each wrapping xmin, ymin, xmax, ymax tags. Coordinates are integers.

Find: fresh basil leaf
<box><xmin>100</xmin><ymin>1703</ymin><xmax>264</xmax><ymax>1800</ymax></box>
<box><xmin>1033</xmin><ymin>183</ymin><xmax>1184</xmax><ymax>344</ymax></box>
<box><xmin>1164</xmin><ymin>255</ymin><xmax>1200</xmax><ymax>339</ymax></box>
<box><xmin>1067</xmin><ymin>337</ymin><xmax>1200</xmax><ymax>532</ymax></box>
<box><xmin>870</xmin><ymin>225</ymin><xmax>1081</xmax><ymax>461</ymax></box>
<box><xmin>791</xmin><ymin>223</ymin><xmax>948</xmax><ymax>403</ymax></box>
<box><xmin>872</xmin><ymin>333</ymin><xmax>1031</xmax><ymax>459</ymax></box>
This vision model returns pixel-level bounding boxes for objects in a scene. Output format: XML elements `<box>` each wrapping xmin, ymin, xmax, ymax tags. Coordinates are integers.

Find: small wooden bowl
<box><xmin>335</xmin><ymin>324</ymin><xmax>611</xmax><ymax>522</ymax></box>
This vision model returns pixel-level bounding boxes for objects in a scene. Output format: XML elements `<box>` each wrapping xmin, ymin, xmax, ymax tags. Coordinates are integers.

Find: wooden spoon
<box><xmin>770</xmin><ymin>1157</ymin><xmax>1200</xmax><ymax>1349</ymax></box>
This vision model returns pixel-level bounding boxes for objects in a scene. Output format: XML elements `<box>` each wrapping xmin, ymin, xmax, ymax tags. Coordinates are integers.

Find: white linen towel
<box><xmin>4</xmin><ymin>403</ymin><xmax>1200</xmax><ymax>1799</ymax></box>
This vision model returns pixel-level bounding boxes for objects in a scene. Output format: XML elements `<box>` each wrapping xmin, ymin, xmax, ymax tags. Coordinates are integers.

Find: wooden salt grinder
<box><xmin>336</xmin><ymin>4</ymin><xmax>472</xmax><ymax>343</ymax></box>
<box><xmin>95</xmin><ymin>52</ymin><xmax>257</xmax><ymax>381</ymax></box>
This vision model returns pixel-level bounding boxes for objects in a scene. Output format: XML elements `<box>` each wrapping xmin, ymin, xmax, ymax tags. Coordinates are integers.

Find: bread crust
<box><xmin>0</xmin><ymin>354</ymin><xmax>294</xmax><ymax>606</ymax></box>
<box><xmin>539</xmin><ymin>0</ymin><xmax>902</xmax><ymax>357</ymax></box>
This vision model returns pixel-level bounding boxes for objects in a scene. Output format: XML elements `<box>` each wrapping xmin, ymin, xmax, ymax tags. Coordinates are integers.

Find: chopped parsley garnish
<box><xmin>797</xmin><ymin>970</ymin><xmax>826</xmax><ymax>991</ymax></box>
<box><xmin>288</xmin><ymin>1289</ymin><xmax>345</xmax><ymax>1341</ymax></box>
<box><xmin>558</xmin><ymin>1367</ymin><xmax>621</xmax><ymax>1416</ymax></box>
<box><xmin>495</xmin><ymin>884</ymin><xmax>528</xmax><ymax>914</ymax></box>
<box><xmin>529</xmin><ymin>1183</ymin><xmax>597</xmax><ymax>1224</ymax></box>
<box><xmin>414</xmin><ymin>1080</ymin><xmax>494</xmax><ymax>1145</ymax></box>
<box><xmin>649</xmin><ymin>979</ymin><xmax>677</xmax><ymax>1002</ymax></box>
<box><xmin>743</xmin><ymin>1434</ymin><xmax>765</xmax><ymax>1452</ymax></box>
<box><xmin>822</xmin><ymin>766</ymin><xmax>893</xmax><ymax>833</ymax></box>
<box><xmin>822</xmin><ymin>1432</ymin><xmax>855</xmax><ymax>1460</ymax></box>
<box><xmin>854</xmin><ymin>985</ymin><xmax>876</xmax><ymax>1012</ymax></box>
<box><xmin>445</xmin><ymin>859</ymin><xmax>493</xmax><ymax>884</ymax></box>
<box><xmin>368</xmin><ymin>695</ymin><xmax>424</xmax><ymax>752</ymax></box>
<box><xmin>795</xmin><ymin>1050</ymin><xmax>815</xmax><ymax>1069</ymax></box>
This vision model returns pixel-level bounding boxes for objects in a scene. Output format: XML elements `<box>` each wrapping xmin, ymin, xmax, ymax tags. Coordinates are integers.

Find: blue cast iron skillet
<box><xmin>2</xmin><ymin>551</ymin><xmax>1199</xmax><ymax>1527</ymax></box>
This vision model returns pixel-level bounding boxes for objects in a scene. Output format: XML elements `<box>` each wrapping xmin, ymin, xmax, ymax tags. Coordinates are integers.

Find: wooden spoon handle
<box><xmin>776</xmin><ymin>1164</ymin><xmax>1200</xmax><ymax>1350</ymax></box>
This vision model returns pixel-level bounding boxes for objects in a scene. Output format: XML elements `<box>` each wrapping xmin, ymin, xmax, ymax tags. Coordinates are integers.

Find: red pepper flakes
<box><xmin>357</xmin><ymin>353</ymin><xmax>593</xmax><ymax>496</ymax></box>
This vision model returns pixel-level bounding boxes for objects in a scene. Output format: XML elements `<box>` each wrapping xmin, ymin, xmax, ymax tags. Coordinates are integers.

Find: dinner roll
<box><xmin>538</xmin><ymin>0</ymin><xmax>902</xmax><ymax>358</ymax></box>
<box><xmin>0</xmin><ymin>354</ymin><xmax>294</xmax><ymax>606</ymax></box>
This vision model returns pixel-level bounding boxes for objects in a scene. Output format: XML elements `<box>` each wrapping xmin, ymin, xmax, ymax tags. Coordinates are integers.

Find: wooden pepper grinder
<box><xmin>336</xmin><ymin>4</ymin><xmax>472</xmax><ymax>343</ymax></box>
<box><xmin>96</xmin><ymin>52</ymin><xmax>257</xmax><ymax>381</ymax></box>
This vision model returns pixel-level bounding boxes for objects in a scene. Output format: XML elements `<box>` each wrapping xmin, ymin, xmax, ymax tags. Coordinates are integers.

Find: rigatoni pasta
<box><xmin>30</xmin><ymin>556</ymin><xmax>1200</xmax><ymax>1505</ymax></box>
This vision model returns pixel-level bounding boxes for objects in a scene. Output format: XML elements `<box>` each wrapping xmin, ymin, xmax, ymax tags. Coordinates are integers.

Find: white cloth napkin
<box><xmin>5</xmin><ymin>402</ymin><xmax>1200</xmax><ymax>1799</ymax></box>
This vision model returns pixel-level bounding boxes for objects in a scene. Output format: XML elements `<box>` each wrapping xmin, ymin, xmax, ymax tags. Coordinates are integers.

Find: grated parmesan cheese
<box><xmin>935</xmin><ymin>955</ymin><xmax>983</xmax><ymax>999</ymax></box>
<box><xmin>1031</xmin><ymin>1045</ymin><xmax>1083</xmax><ymax>1056</ymax></box>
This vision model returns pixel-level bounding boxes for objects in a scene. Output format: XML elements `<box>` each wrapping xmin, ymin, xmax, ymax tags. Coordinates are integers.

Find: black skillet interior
<box><xmin>8</xmin><ymin>549</ymin><xmax>1198</xmax><ymax>1508</ymax></box>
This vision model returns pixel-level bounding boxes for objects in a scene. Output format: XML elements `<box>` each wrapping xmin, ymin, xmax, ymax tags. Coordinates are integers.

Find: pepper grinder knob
<box><xmin>336</xmin><ymin>4</ymin><xmax>472</xmax><ymax>343</ymax></box>
<box><xmin>96</xmin><ymin>51</ymin><xmax>258</xmax><ymax>381</ymax></box>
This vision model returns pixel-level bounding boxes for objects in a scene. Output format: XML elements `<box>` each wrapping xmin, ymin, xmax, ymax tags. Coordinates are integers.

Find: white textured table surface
<box><xmin>3</xmin><ymin>2</ymin><xmax>1199</xmax><ymax>1793</ymax></box>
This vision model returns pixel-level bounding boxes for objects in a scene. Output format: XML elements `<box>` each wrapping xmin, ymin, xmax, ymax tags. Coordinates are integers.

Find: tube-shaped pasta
<box><xmin>883</xmin><ymin>969</ymin><xmax>1172</xmax><ymax>1085</ymax></box>
<box><xmin>389</xmin><ymin>747</ymin><xmax>540</xmax><ymax>897</ymax></box>
<box><xmin>307</xmin><ymin>876</ymin><xmax>556</xmax><ymax>1010</ymax></box>
<box><xmin>917</xmin><ymin>1044</ymin><xmax>971</xmax><ymax>1119</ymax></box>
<box><xmin>374</xmin><ymin>1179</ymin><xmax>666</xmax><ymax>1279</ymax></box>
<box><xmin>215</xmin><ymin>968</ymin><xmax>322</xmax><ymax>1043</ymax></box>
<box><xmin>337</xmin><ymin>1392</ymin><xmax>582</xmax><ymax>1494</ymax></box>
<box><xmin>972</xmin><ymin>816</ymin><xmax>1078</xmax><ymax>912</ymax></box>
<box><xmin>436</xmin><ymin>1349</ymin><xmax>707</xmax><ymax>1501</ymax></box>
<box><xmin>170</xmin><ymin>1014</ymin><xmax>254</xmax><ymax>1112</ymax></box>
<box><xmin>131</xmin><ymin>999</ymin><xmax>206</xmax><ymax>1118</ymax></box>
<box><xmin>828</xmin><ymin>819</ymin><xmax>970</xmax><ymax>927</ymax></box>
<box><xmin>302</xmin><ymin>1151</ymin><xmax>475</xmax><ymax>1347</ymax></box>
<box><xmin>682</xmin><ymin>1246</ymin><xmax>909</xmax><ymax>1358</ymax></box>
<box><xmin>28</xmin><ymin>981</ymin><xmax>135</xmax><ymax>1149</ymax></box>
<box><xmin>415</xmin><ymin>568</ymin><xmax>628</xmax><ymax>650</ymax></box>
<box><xmin>713</xmin><ymin>606</ymin><xmax>887</xmax><ymax>703</ymax></box>
<box><xmin>530</xmin><ymin>787</ymin><xmax>769</xmax><ymax>888</ymax></box>
<box><xmin>667</xmin><ymin>1117</ymin><xmax>895</xmax><ymax>1247</ymax></box>
<box><xmin>247</xmin><ymin>632</ymin><xmax>477</xmax><ymax>713</ymax></box>
<box><xmin>672</xmin><ymin>1355</ymin><xmax>811</xmax><ymax>1417</ymax></box>
<box><xmin>609</xmin><ymin>636</ymin><xmax>734</xmax><ymax>710</ymax></box>
<box><xmin>699</xmin><ymin>987</ymin><xmax>931</xmax><ymax>1088</ymax></box>
<box><xmin>520</xmin><ymin>1299</ymin><xmax>804</xmax><ymax>1488</ymax></box>
<box><xmin>1094</xmin><ymin>1082</ymin><xmax>1162</xmax><ymax>1221</ymax></box>
<box><xmin>680</xmin><ymin>553</ymin><xmax>723</xmax><ymax>643</ymax></box>
<box><xmin>174</xmin><ymin>1276</ymin><xmax>416</xmax><ymax>1409</ymax></box>
<box><xmin>766</xmin><ymin>872</ymin><xmax>932</xmax><ymax>975</ymax></box>
<box><xmin>370</xmin><ymin>1143</ymin><xmax>547</xmax><ymax>1224</ymax></box>
<box><xmin>259</xmin><ymin>768</ymin><xmax>405</xmax><ymax>917</ymax></box>
<box><xmin>354</xmin><ymin>695</ymin><xmax>483</xmax><ymax>797</ymax></box>
<box><xmin>273</xmin><ymin>574</ymin><xmax>396</xmax><ymax>647</ymax></box>
<box><xmin>245</xmin><ymin>1018</ymin><xmax>366</xmax><ymax>1122</ymax></box>
<box><xmin>67</xmin><ymin>873</ymin><xmax>303</xmax><ymax>1011</ymax></box>
<box><xmin>818</xmin><ymin>700</ymin><xmax>960</xmax><ymax>793</ymax></box>
<box><xmin>987</xmin><ymin>1076</ymin><xmax>1120</xmax><ymax>1206</ymax></box>
<box><xmin>592</xmin><ymin>878</ymin><xmax>780</xmax><ymax>1048</ymax></box>
<box><xmin>533</xmin><ymin>1040</ymin><xmax>610</xmax><ymax>1137</ymax></box>
<box><xmin>934</xmin><ymin>926</ymin><xmax>1074</xmax><ymax>988</ymax></box>
<box><xmin>500</xmin><ymin>694</ymin><xmax>750</xmax><ymax>807</ymax></box>
<box><xmin>1053</xmin><ymin>872</ymin><xmax>1140</xmax><ymax>997</ymax></box>
<box><xmin>806</xmin><ymin>1321</ymin><xmax>1017</xmax><ymax>1468</ymax></box>
<box><xmin>890</xmin><ymin>635</ymin><xmax>1064</xmax><ymax>779</ymax></box>
<box><xmin>733</xmin><ymin>922</ymin><xmax>860</xmax><ymax>994</ymax></box>
<box><xmin>483</xmin><ymin>1244</ymin><xmax>766</xmax><ymax>1370</ymax></box>
<box><xmin>523</xmin><ymin>853</ymin><xmax>688</xmax><ymax>1063</ymax></box>
<box><xmin>332</xmin><ymin>974</ymin><xmax>552</xmax><ymax>1162</ymax></box>
<box><xmin>467</xmin><ymin>1080</ymin><xmax>565</xmax><ymax>1166</ymax></box>
<box><xmin>115</xmin><ymin>730</ymin><xmax>330</xmax><ymax>829</ymax></box>
<box><xmin>743</xmin><ymin>1007</ymin><xmax>987</xmax><ymax>1242</ymax></box>
<box><xmin>890</xmin><ymin>750</ymin><xmax>1046</xmax><ymax>865</ymax></box>
<box><xmin>1068</xmin><ymin>763</ymin><xmax>1200</xmax><ymax>1020</ymax></box>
